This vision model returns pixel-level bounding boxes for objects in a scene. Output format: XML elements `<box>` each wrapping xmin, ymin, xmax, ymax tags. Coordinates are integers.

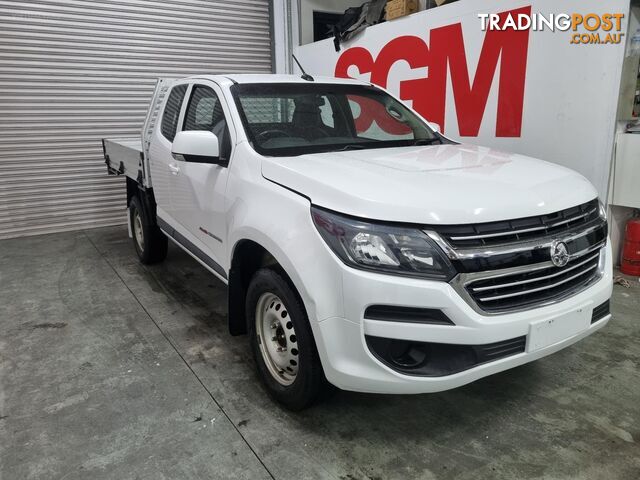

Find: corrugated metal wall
<box><xmin>0</xmin><ymin>0</ymin><xmax>272</xmax><ymax>239</ymax></box>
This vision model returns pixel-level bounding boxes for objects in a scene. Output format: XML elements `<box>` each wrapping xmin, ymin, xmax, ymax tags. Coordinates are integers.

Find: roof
<box><xmin>186</xmin><ymin>73</ymin><xmax>369</xmax><ymax>86</ymax></box>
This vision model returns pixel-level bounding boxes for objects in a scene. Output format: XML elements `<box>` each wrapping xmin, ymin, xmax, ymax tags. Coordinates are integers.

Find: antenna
<box><xmin>292</xmin><ymin>54</ymin><xmax>314</xmax><ymax>82</ymax></box>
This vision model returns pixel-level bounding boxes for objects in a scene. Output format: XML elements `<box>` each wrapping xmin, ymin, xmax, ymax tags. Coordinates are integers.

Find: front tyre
<box><xmin>247</xmin><ymin>268</ymin><xmax>325</xmax><ymax>410</ymax></box>
<box><xmin>129</xmin><ymin>195</ymin><xmax>168</xmax><ymax>265</ymax></box>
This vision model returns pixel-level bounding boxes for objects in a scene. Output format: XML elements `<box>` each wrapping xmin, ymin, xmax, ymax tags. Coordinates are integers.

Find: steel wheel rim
<box><xmin>255</xmin><ymin>292</ymin><xmax>299</xmax><ymax>385</ymax></box>
<box><xmin>133</xmin><ymin>210</ymin><xmax>144</xmax><ymax>252</ymax></box>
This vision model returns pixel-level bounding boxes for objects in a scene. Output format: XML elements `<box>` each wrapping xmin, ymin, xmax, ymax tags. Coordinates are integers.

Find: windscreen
<box><xmin>231</xmin><ymin>83</ymin><xmax>443</xmax><ymax>157</ymax></box>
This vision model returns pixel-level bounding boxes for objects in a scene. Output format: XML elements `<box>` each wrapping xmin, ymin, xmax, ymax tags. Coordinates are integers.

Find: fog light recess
<box><xmin>365</xmin><ymin>335</ymin><xmax>526</xmax><ymax>377</ymax></box>
<box><xmin>388</xmin><ymin>340</ymin><xmax>429</xmax><ymax>369</ymax></box>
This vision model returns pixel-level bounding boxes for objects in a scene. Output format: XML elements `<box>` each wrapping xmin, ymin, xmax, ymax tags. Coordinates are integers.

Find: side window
<box><xmin>184</xmin><ymin>86</ymin><xmax>225</xmax><ymax>132</ymax></box>
<box><xmin>183</xmin><ymin>85</ymin><xmax>231</xmax><ymax>161</ymax></box>
<box><xmin>161</xmin><ymin>84</ymin><xmax>187</xmax><ymax>141</ymax></box>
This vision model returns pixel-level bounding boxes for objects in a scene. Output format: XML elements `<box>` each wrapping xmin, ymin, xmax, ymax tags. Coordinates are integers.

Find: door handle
<box><xmin>168</xmin><ymin>163</ymin><xmax>180</xmax><ymax>175</ymax></box>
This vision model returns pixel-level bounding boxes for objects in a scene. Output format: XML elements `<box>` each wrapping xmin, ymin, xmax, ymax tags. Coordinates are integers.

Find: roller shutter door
<box><xmin>0</xmin><ymin>0</ymin><xmax>272</xmax><ymax>239</ymax></box>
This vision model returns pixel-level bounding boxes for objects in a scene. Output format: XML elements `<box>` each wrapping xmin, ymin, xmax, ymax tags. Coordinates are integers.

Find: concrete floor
<box><xmin>1</xmin><ymin>226</ymin><xmax>639</xmax><ymax>480</ymax></box>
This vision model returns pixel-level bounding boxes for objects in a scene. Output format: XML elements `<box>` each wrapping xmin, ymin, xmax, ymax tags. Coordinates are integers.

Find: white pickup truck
<box><xmin>103</xmin><ymin>74</ymin><xmax>612</xmax><ymax>410</ymax></box>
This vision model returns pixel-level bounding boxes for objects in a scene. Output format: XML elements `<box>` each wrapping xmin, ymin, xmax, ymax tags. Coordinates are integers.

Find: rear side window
<box><xmin>161</xmin><ymin>84</ymin><xmax>187</xmax><ymax>141</ymax></box>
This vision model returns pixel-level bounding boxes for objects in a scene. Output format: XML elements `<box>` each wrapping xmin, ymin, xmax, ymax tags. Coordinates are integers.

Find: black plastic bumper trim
<box><xmin>364</xmin><ymin>306</ymin><xmax>454</xmax><ymax>325</ymax></box>
<box><xmin>366</xmin><ymin>335</ymin><xmax>526</xmax><ymax>377</ymax></box>
<box><xmin>591</xmin><ymin>299</ymin><xmax>610</xmax><ymax>324</ymax></box>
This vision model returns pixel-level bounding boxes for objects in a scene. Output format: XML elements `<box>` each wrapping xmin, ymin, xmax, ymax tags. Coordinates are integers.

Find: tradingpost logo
<box><xmin>479</xmin><ymin>11</ymin><xmax>625</xmax><ymax>45</ymax></box>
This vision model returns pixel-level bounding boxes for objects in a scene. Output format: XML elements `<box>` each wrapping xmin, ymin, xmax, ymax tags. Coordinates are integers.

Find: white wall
<box><xmin>273</xmin><ymin>0</ymin><xmax>300</xmax><ymax>73</ymax></box>
<box><xmin>609</xmin><ymin>6</ymin><xmax>640</xmax><ymax>265</ymax></box>
<box><xmin>299</xmin><ymin>0</ymin><xmax>359</xmax><ymax>45</ymax></box>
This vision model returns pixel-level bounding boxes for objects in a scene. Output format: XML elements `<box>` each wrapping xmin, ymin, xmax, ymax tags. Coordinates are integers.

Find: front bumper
<box><xmin>314</xmin><ymin>243</ymin><xmax>613</xmax><ymax>394</ymax></box>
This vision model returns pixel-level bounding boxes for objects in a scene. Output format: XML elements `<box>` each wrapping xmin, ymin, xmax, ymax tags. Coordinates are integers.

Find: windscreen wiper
<box><xmin>338</xmin><ymin>144</ymin><xmax>366</xmax><ymax>151</ymax></box>
<box><xmin>412</xmin><ymin>138</ymin><xmax>443</xmax><ymax>146</ymax></box>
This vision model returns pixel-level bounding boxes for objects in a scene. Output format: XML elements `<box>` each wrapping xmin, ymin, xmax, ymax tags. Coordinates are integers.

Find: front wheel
<box><xmin>246</xmin><ymin>268</ymin><xmax>326</xmax><ymax>410</ymax></box>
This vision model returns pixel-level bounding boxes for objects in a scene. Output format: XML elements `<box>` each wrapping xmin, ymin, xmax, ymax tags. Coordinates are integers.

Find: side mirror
<box><xmin>172</xmin><ymin>131</ymin><xmax>225</xmax><ymax>165</ymax></box>
<box><xmin>427</xmin><ymin>122</ymin><xmax>442</xmax><ymax>134</ymax></box>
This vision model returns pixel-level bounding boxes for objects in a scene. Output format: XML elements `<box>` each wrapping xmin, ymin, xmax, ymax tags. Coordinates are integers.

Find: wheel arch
<box><xmin>126</xmin><ymin>177</ymin><xmax>160</xmax><ymax>228</ymax></box>
<box><xmin>228</xmin><ymin>236</ymin><xmax>311</xmax><ymax>336</ymax></box>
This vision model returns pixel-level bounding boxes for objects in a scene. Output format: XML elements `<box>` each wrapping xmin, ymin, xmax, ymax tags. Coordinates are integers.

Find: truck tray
<box><xmin>102</xmin><ymin>136</ymin><xmax>143</xmax><ymax>180</ymax></box>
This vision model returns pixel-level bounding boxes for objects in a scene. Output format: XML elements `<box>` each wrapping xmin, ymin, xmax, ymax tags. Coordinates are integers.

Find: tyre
<box><xmin>246</xmin><ymin>268</ymin><xmax>325</xmax><ymax>410</ymax></box>
<box><xmin>129</xmin><ymin>195</ymin><xmax>168</xmax><ymax>265</ymax></box>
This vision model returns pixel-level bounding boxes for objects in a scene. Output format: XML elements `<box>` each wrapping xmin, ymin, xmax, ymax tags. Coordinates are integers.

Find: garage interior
<box><xmin>1</xmin><ymin>1</ymin><xmax>640</xmax><ymax>479</ymax></box>
<box><xmin>3</xmin><ymin>229</ymin><xmax>638</xmax><ymax>479</ymax></box>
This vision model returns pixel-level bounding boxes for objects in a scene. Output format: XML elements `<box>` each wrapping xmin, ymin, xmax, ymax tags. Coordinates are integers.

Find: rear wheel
<box><xmin>247</xmin><ymin>268</ymin><xmax>325</xmax><ymax>410</ymax></box>
<box><xmin>129</xmin><ymin>195</ymin><xmax>167</xmax><ymax>265</ymax></box>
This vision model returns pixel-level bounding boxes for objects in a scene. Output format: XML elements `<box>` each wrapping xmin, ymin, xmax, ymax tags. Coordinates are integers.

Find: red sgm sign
<box><xmin>335</xmin><ymin>6</ymin><xmax>532</xmax><ymax>137</ymax></box>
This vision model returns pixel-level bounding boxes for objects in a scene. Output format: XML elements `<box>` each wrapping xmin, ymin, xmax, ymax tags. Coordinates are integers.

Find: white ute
<box><xmin>103</xmin><ymin>74</ymin><xmax>612</xmax><ymax>410</ymax></box>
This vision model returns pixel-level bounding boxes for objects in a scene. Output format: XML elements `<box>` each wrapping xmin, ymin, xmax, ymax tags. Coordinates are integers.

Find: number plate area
<box><xmin>527</xmin><ymin>307</ymin><xmax>591</xmax><ymax>352</ymax></box>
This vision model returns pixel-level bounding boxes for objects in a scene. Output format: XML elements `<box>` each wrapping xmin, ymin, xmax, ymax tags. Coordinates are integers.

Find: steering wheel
<box><xmin>256</xmin><ymin>129</ymin><xmax>292</xmax><ymax>141</ymax></box>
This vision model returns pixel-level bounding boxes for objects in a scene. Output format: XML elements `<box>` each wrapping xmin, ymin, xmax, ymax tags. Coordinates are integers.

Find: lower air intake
<box><xmin>366</xmin><ymin>335</ymin><xmax>526</xmax><ymax>377</ymax></box>
<box><xmin>591</xmin><ymin>300</ymin><xmax>610</xmax><ymax>324</ymax></box>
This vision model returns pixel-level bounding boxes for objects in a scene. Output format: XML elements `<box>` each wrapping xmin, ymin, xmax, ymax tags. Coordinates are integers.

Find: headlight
<box><xmin>598</xmin><ymin>200</ymin><xmax>607</xmax><ymax>221</ymax></box>
<box><xmin>311</xmin><ymin>207</ymin><xmax>456</xmax><ymax>281</ymax></box>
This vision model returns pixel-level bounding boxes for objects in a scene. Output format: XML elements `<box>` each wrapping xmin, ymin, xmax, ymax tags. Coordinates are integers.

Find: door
<box><xmin>148</xmin><ymin>83</ymin><xmax>188</xmax><ymax>222</ymax></box>
<box><xmin>170</xmin><ymin>82</ymin><xmax>233</xmax><ymax>270</ymax></box>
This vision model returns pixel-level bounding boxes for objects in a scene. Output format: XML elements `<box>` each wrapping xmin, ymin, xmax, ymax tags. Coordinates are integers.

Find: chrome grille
<box><xmin>437</xmin><ymin>199</ymin><xmax>600</xmax><ymax>248</ymax></box>
<box><xmin>462</xmin><ymin>251</ymin><xmax>602</xmax><ymax>313</ymax></box>
<box><xmin>426</xmin><ymin>199</ymin><xmax>608</xmax><ymax>314</ymax></box>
